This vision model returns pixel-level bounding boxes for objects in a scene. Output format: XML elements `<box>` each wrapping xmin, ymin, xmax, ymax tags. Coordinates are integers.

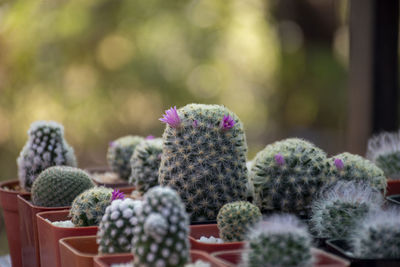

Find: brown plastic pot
<box><xmin>0</xmin><ymin>179</ymin><xmax>30</xmax><ymax>267</ymax></box>
<box><xmin>17</xmin><ymin>194</ymin><xmax>70</xmax><ymax>267</ymax></box>
<box><xmin>36</xmin><ymin>210</ymin><xmax>98</xmax><ymax>267</ymax></box>
<box><xmin>387</xmin><ymin>179</ymin><xmax>400</xmax><ymax>196</ymax></box>
<box><xmin>189</xmin><ymin>224</ymin><xmax>244</xmax><ymax>253</ymax></box>
<box><xmin>59</xmin><ymin>235</ymin><xmax>98</xmax><ymax>267</ymax></box>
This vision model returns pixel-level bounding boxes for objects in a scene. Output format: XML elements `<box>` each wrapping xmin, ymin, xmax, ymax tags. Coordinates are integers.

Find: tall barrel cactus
<box><xmin>31</xmin><ymin>166</ymin><xmax>94</xmax><ymax>207</ymax></box>
<box><xmin>17</xmin><ymin>121</ymin><xmax>77</xmax><ymax>191</ymax></box>
<box><xmin>129</xmin><ymin>138</ymin><xmax>163</xmax><ymax>194</ymax></box>
<box><xmin>132</xmin><ymin>186</ymin><xmax>190</xmax><ymax>267</ymax></box>
<box><xmin>158</xmin><ymin>104</ymin><xmax>248</xmax><ymax>221</ymax></box>
<box><xmin>250</xmin><ymin>138</ymin><xmax>328</xmax><ymax>215</ymax></box>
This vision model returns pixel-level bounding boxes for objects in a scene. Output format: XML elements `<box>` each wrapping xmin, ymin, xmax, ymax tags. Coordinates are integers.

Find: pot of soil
<box><xmin>85</xmin><ymin>166</ymin><xmax>133</xmax><ymax>189</ymax></box>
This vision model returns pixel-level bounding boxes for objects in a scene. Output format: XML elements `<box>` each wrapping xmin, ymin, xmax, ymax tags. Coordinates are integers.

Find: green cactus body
<box><xmin>129</xmin><ymin>138</ymin><xmax>163</xmax><ymax>194</ymax></box>
<box><xmin>250</xmin><ymin>138</ymin><xmax>328</xmax><ymax>215</ymax></box>
<box><xmin>311</xmin><ymin>181</ymin><xmax>383</xmax><ymax>239</ymax></box>
<box><xmin>351</xmin><ymin>209</ymin><xmax>400</xmax><ymax>258</ymax></box>
<box><xmin>107</xmin><ymin>135</ymin><xmax>144</xmax><ymax>180</ymax></box>
<box><xmin>31</xmin><ymin>166</ymin><xmax>94</xmax><ymax>207</ymax></box>
<box><xmin>132</xmin><ymin>186</ymin><xmax>190</xmax><ymax>267</ymax></box>
<box><xmin>217</xmin><ymin>201</ymin><xmax>261</xmax><ymax>242</ymax></box>
<box><xmin>327</xmin><ymin>152</ymin><xmax>387</xmax><ymax>193</ymax></box>
<box><xmin>69</xmin><ymin>187</ymin><xmax>113</xmax><ymax>226</ymax></box>
<box><xmin>17</xmin><ymin>121</ymin><xmax>77</xmax><ymax>191</ymax></box>
<box><xmin>242</xmin><ymin>214</ymin><xmax>313</xmax><ymax>267</ymax></box>
<box><xmin>97</xmin><ymin>198</ymin><xmax>142</xmax><ymax>253</ymax></box>
<box><xmin>159</xmin><ymin>104</ymin><xmax>248</xmax><ymax>221</ymax></box>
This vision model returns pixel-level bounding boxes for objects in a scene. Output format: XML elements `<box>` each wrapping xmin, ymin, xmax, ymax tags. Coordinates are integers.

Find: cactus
<box><xmin>217</xmin><ymin>201</ymin><xmax>261</xmax><ymax>242</ymax></box>
<box><xmin>129</xmin><ymin>138</ymin><xmax>163</xmax><ymax>194</ymax></box>
<box><xmin>132</xmin><ymin>186</ymin><xmax>190</xmax><ymax>267</ymax></box>
<box><xmin>69</xmin><ymin>187</ymin><xmax>113</xmax><ymax>226</ymax></box>
<box><xmin>97</xmin><ymin>198</ymin><xmax>142</xmax><ymax>253</ymax></box>
<box><xmin>310</xmin><ymin>181</ymin><xmax>383</xmax><ymax>239</ymax></box>
<box><xmin>17</xmin><ymin>121</ymin><xmax>77</xmax><ymax>191</ymax></box>
<box><xmin>158</xmin><ymin>104</ymin><xmax>248</xmax><ymax>221</ymax></box>
<box><xmin>107</xmin><ymin>135</ymin><xmax>144</xmax><ymax>180</ymax></box>
<box><xmin>326</xmin><ymin>152</ymin><xmax>387</xmax><ymax>193</ymax></box>
<box><xmin>250</xmin><ymin>138</ymin><xmax>328</xmax><ymax>215</ymax></box>
<box><xmin>242</xmin><ymin>214</ymin><xmax>313</xmax><ymax>267</ymax></box>
<box><xmin>367</xmin><ymin>131</ymin><xmax>400</xmax><ymax>179</ymax></box>
<box><xmin>31</xmin><ymin>166</ymin><xmax>94</xmax><ymax>207</ymax></box>
<box><xmin>351</xmin><ymin>208</ymin><xmax>400</xmax><ymax>258</ymax></box>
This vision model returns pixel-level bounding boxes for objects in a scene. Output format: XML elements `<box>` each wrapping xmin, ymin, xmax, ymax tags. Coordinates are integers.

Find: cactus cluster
<box><xmin>242</xmin><ymin>214</ymin><xmax>313</xmax><ymax>267</ymax></box>
<box><xmin>250</xmin><ymin>138</ymin><xmax>328</xmax><ymax>215</ymax></box>
<box><xmin>367</xmin><ymin>131</ymin><xmax>400</xmax><ymax>179</ymax></box>
<box><xmin>132</xmin><ymin>186</ymin><xmax>190</xmax><ymax>267</ymax></box>
<box><xmin>326</xmin><ymin>152</ymin><xmax>387</xmax><ymax>193</ymax></box>
<box><xmin>97</xmin><ymin>198</ymin><xmax>142</xmax><ymax>254</ymax></box>
<box><xmin>17</xmin><ymin>121</ymin><xmax>77</xmax><ymax>191</ymax></box>
<box><xmin>217</xmin><ymin>201</ymin><xmax>261</xmax><ymax>242</ymax></box>
<box><xmin>107</xmin><ymin>135</ymin><xmax>144</xmax><ymax>180</ymax></box>
<box><xmin>158</xmin><ymin>104</ymin><xmax>248</xmax><ymax>221</ymax></box>
<box><xmin>69</xmin><ymin>187</ymin><xmax>113</xmax><ymax>226</ymax></box>
<box><xmin>31</xmin><ymin>166</ymin><xmax>94</xmax><ymax>207</ymax></box>
<box><xmin>129</xmin><ymin>138</ymin><xmax>163</xmax><ymax>194</ymax></box>
<box><xmin>310</xmin><ymin>181</ymin><xmax>383</xmax><ymax>239</ymax></box>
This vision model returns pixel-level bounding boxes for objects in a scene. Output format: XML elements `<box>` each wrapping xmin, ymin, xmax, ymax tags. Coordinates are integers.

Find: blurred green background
<box><xmin>0</xmin><ymin>0</ymin><xmax>348</xmax><ymax>254</ymax></box>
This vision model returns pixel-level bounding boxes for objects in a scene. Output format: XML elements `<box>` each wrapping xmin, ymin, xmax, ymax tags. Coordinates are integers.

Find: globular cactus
<box><xmin>310</xmin><ymin>181</ymin><xmax>383</xmax><ymax>239</ymax></box>
<box><xmin>217</xmin><ymin>201</ymin><xmax>262</xmax><ymax>242</ymax></box>
<box><xmin>31</xmin><ymin>166</ymin><xmax>94</xmax><ymax>207</ymax></box>
<box><xmin>367</xmin><ymin>131</ymin><xmax>400</xmax><ymax>179</ymax></box>
<box><xmin>97</xmin><ymin>198</ymin><xmax>142</xmax><ymax>253</ymax></box>
<box><xmin>242</xmin><ymin>214</ymin><xmax>313</xmax><ymax>267</ymax></box>
<box><xmin>107</xmin><ymin>135</ymin><xmax>144</xmax><ymax>180</ymax></box>
<box><xmin>158</xmin><ymin>104</ymin><xmax>248</xmax><ymax>221</ymax></box>
<box><xmin>129</xmin><ymin>138</ymin><xmax>163</xmax><ymax>194</ymax></box>
<box><xmin>351</xmin><ymin>208</ymin><xmax>400</xmax><ymax>259</ymax></box>
<box><xmin>17</xmin><ymin>121</ymin><xmax>77</xmax><ymax>191</ymax></box>
<box><xmin>326</xmin><ymin>152</ymin><xmax>387</xmax><ymax>193</ymax></box>
<box><xmin>132</xmin><ymin>186</ymin><xmax>190</xmax><ymax>267</ymax></box>
<box><xmin>250</xmin><ymin>138</ymin><xmax>328</xmax><ymax>215</ymax></box>
<box><xmin>69</xmin><ymin>187</ymin><xmax>116</xmax><ymax>226</ymax></box>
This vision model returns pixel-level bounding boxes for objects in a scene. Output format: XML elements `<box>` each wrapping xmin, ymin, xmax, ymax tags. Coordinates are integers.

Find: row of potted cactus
<box><xmin>1</xmin><ymin>103</ymin><xmax>400</xmax><ymax>267</ymax></box>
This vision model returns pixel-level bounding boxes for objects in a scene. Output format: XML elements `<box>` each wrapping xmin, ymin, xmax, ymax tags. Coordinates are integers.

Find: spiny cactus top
<box><xmin>367</xmin><ymin>131</ymin><xmax>400</xmax><ymax>179</ymax></box>
<box><xmin>351</xmin><ymin>208</ymin><xmax>400</xmax><ymax>259</ymax></box>
<box><xmin>250</xmin><ymin>138</ymin><xmax>328</xmax><ymax>215</ymax></box>
<box><xmin>97</xmin><ymin>198</ymin><xmax>142</xmax><ymax>254</ymax></box>
<box><xmin>326</xmin><ymin>152</ymin><xmax>387</xmax><ymax>193</ymax></box>
<box><xmin>217</xmin><ymin>201</ymin><xmax>262</xmax><ymax>242</ymax></box>
<box><xmin>17</xmin><ymin>121</ymin><xmax>77</xmax><ymax>191</ymax></box>
<box><xmin>158</xmin><ymin>104</ymin><xmax>248</xmax><ymax>221</ymax></box>
<box><xmin>69</xmin><ymin>187</ymin><xmax>113</xmax><ymax>226</ymax></box>
<box><xmin>129</xmin><ymin>138</ymin><xmax>163</xmax><ymax>194</ymax></box>
<box><xmin>31</xmin><ymin>166</ymin><xmax>94</xmax><ymax>207</ymax></box>
<box><xmin>132</xmin><ymin>186</ymin><xmax>190</xmax><ymax>267</ymax></box>
<box><xmin>242</xmin><ymin>214</ymin><xmax>313</xmax><ymax>267</ymax></box>
<box><xmin>310</xmin><ymin>180</ymin><xmax>383</xmax><ymax>239</ymax></box>
<box><xmin>107</xmin><ymin>135</ymin><xmax>144</xmax><ymax>180</ymax></box>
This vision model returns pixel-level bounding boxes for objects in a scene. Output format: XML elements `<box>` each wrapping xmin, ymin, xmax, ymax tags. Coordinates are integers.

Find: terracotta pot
<box><xmin>17</xmin><ymin>194</ymin><xmax>70</xmax><ymax>267</ymax></box>
<box><xmin>85</xmin><ymin>166</ymin><xmax>131</xmax><ymax>188</ymax></box>
<box><xmin>0</xmin><ymin>179</ymin><xmax>30</xmax><ymax>267</ymax></box>
<box><xmin>36</xmin><ymin>210</ymin><xmax>98</xmax><ymax>267</ymax></box>
<box><xmin>189</xmin><ymin>224</ymin><xmax>244</xmax><ymax>253</ymax></box>
<box><xmin>59</xmin><ymin>235</ymin><xmax>98</xmax><ymax>267</ymax></box>
<box><xmin>387</xmin><ymin>179</ymin><xmax>400</xmax><ymax>196</ymax></box>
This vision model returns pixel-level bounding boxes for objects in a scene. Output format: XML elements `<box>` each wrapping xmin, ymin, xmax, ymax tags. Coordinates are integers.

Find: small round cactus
<box><xmin>132</xmin><ymin>186</ymin><xmax>190</xmax><ymax>267</ymax></box>
<box><xmin>107</xmin><ymin>135</ymin><xmax>144</xmax><ymax>180</ymax></box>
<box><xmin>31</xmin><ymin>166</ymin><xmax>94</xmax><ymax>207</ymax></box>
<box><xmin>97</xmin><ymin>198</ymin><xmax>142</xmax><ymax>254</ymax></box>
<box><xmin>129</xmin><ymin>138</ymin><xmax>163</xmax><ymax>194</ymax></box>
<box><xmin>17</xmin><ymin>121</ymin><xmax>77</xmax><ymax>191</ymax></box>
<box><xmin>310</xmin><ymin>181</ymin><xmax>383</xmax><ymax>239</ymax></box>
<box><xmin>69</xmin><ymin>187</ymin><xmax>113</xmax><ymax>226</ymax></box>
<box><xmin>217</xmin><ymin>201</ymin><xmax>262</xmax><ymax>242</ymax></box>
<box><xmin>242</xmin><ymin>214</ymin><xmax>313</xmax><ymax>267</ymax></box>
<box><xmin>351</xmin><ymin>208</ymin><xmax>400</xmax><ymax>258</ymax></box>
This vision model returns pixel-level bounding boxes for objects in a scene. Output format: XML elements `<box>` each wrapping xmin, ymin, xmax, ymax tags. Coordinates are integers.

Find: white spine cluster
<box><xmin>367</xmin><ymin>130</ymin><xmax>400</xmax><ymax>162</ymax></box>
